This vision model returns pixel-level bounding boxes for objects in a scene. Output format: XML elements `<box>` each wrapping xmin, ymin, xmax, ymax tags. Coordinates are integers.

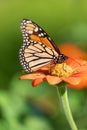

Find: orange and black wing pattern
<box><xmin>19</xmin><ymin>19</ymin><xmax>67</xmax><ymax>72</ymax></box>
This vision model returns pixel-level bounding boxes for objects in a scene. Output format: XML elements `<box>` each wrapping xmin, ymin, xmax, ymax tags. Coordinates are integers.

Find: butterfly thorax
<box><xmin>54</xmin><ymin>54</ymin><xmax>68</xmax><ymax>64</ymax></box>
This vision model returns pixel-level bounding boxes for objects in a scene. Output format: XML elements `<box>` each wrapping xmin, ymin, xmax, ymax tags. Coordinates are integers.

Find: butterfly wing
<box><xmin>19</xmin><ymin>40</ymin><xmax>58</xmax><ymax>72</ymax></box>
<box><xmin>19</xmin><ymin>19</ymin><xmax>64</xmax><ymax>72</ymax></box>
<box><xmin>20</xmin><ymin>19</ymin><xmax>61</xmax><ymax>53</ymax></box>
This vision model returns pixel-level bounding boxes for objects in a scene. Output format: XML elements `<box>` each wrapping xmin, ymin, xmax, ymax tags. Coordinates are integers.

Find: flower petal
<box><xmin>59</xmin><ymin>43</ymin><xmax>87</xmax><ymax>60</ymax></box>
<box><xmin>46</xmin><ymin>75</ymin><xmax>62</xmax><ymax>85</ymax></box>
<box><xmin>19</xmin><ymin>73</ymin><xmax>46</xmax><ymax>80</ymax></box>
<box><xmin>37</xmin><ymin>66</ymin><xmax>49</xmax><ymax>73</ymax></box>
<box><xmin>64</xmin><ymin>63</ymin><xmax>87</xmax><ymax>89</ymax></box>
<box><xmin>32</xmin><ymin>78</ymin><xmax>45</xmax><ymax>87</ymax></box>
<box><xmin>38</xmin><ymin>63</ymin><xmax>54</xmax><ymax>73</ymax></box>
<box><xmin>68</xmin><ymin>75</ymin><xmax>87</xmax><ymax>89</ymax></box>
<box><xmin>62</xmin><ymin>76</ymin><xmax>81</xmax><ymax>86</ymax></box>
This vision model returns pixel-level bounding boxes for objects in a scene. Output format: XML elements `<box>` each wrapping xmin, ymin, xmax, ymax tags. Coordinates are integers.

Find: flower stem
<box><xmin>56</xmin><ymin>84</ymin><xmax>78</xmax><ymax>130</ymax></box>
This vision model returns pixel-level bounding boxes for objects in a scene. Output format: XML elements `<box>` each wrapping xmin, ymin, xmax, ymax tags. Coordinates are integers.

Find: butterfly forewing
<box><xmin>20</xmin><ymin>19</ymin><xmax>60</xmax><ymax>53</ymax></box>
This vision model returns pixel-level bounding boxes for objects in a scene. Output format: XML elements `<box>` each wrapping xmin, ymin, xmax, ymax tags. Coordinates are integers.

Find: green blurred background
<box><xmin>0</xmin><ymin>0</ymin><xmax>87</xmax><ymax>130</ymax></box>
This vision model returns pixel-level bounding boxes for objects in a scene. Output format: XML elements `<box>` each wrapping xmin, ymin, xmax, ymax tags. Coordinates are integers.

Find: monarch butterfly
<box><xmin>19</xmin><ymin>19</ymin><xmax>68</xmax><ymax>72</ymax></box>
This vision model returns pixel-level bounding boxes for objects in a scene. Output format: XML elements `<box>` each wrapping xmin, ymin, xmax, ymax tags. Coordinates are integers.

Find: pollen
<box><xmin>50</xmin><ymin>63</ymin><xmax>74</xmax><ymax>78</ymax></box>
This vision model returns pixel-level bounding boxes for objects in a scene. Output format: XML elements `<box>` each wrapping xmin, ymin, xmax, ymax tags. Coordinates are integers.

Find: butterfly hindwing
<box><xmin>19</xmin><ymin>40</ymin><xmax>58</xmax><ymax>72</ymax></box>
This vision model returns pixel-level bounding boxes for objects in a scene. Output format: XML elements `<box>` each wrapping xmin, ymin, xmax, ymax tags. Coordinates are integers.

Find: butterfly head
<box><xmin>56</xmin><ymin>54</ymin><xmax>68</xmax><ymax>63</ymax></box>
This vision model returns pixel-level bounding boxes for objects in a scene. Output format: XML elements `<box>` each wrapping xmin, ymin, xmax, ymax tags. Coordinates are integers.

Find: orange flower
<box><xmin>59</xmin><ymin>43</ymin><xmax>87</xmax><ymax>60</ymax></box>
<box><xmin>19</xmin><ymin>44</ymin><xmax>87</xmax><ymax>89</ymax></box>
<box><xmin>19</xmin><ymin>58</ymin><xmax>87</xmax><ymax>89</ymax></box>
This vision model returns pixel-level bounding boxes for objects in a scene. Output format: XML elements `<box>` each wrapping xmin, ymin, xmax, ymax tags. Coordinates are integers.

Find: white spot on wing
<box><xmin>34</xmin><ymin>27</ymin><xmax>38</xmax><ymax>32</ymax></box>
<box><xmin>26</xmin><ymin>20</ymin><xmax>32</xmax><ymax>23</ymax></box>
<box><xmin>28</xmin><ymin>30</ymin><xmax>33</xmax><ymax>34</ymax></box>
<box><xmin>41</xmin><ymin>33</ymin><xmax>44</xmax><ymax>36</ymax></box>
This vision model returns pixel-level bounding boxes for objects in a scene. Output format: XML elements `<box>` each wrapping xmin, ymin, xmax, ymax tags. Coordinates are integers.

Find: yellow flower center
<box><xmin>50</xmin><ymin>63</ymin><xmax>74</xmax><ymax>78</ymax></box>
